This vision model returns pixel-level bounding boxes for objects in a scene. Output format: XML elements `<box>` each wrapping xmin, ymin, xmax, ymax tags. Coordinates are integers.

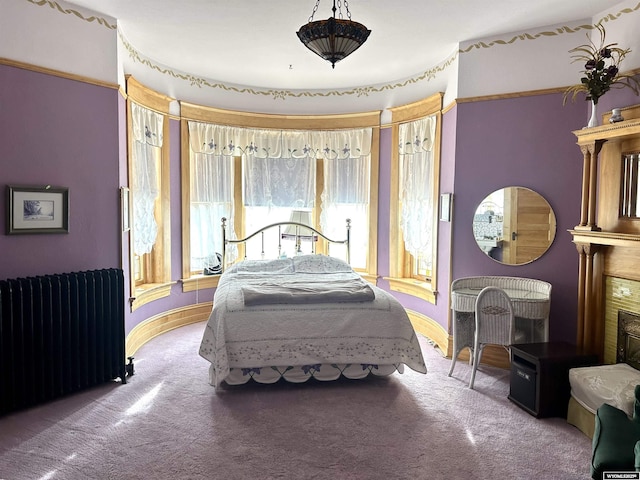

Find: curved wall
<box><xmin>2</xmin><ymin>0</ymin><xmax>640</xmax><ymax>346</ymax></box>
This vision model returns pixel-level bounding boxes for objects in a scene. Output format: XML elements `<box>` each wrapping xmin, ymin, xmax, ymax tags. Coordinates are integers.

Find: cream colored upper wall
<box><xmin>600</xmin><ymin>0</ymin><xmax>640</xmax><ymax>68</ymax></box>
<box><xmin>2</xmin><ymin>0</ymin><xmax>118</xmax><ymax>84</ymax></box>
<box><xmin>458</xmin><ymin>20</ymin><xmax>590</xmax><ymax>98</ymax></box>
<box><xmin>457</xmin><ymin>0</ymin><xmax>640</xmax><ymax>99</ymax></box>
<box><xmin>4</xmin><ymin>0</ymin><xmax>638</xmax><ymax>114</ymax></box>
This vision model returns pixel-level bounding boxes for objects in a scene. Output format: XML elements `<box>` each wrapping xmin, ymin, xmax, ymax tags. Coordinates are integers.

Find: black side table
<box><xmin>508</xmin><ymin>342</ymin><xmax>598</xmax><ymax>418</ymax></box>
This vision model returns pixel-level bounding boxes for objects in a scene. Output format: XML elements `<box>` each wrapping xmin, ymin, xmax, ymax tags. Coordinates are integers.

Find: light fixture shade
<box><xmin>297</xmin><ymin>17</ymin><xmax>371</xmax><ymax>68</ymax></box>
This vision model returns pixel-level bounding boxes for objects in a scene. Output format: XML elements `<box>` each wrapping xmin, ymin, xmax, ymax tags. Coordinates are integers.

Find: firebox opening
<box><xmin>618</xmin><ymin>310</ymin><xmax>640</xmax><ymax>370</ymax></box>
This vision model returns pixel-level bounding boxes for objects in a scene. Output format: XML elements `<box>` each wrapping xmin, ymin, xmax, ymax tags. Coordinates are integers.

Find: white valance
<box><xmin>131</xmin><ymin>102</ymin><xmax>164</xmax><ymax>147</ymax></box>
<box><xmin>188</xmin><ymin>122</ymin><xmax>371</xmax><ymax>159</ymax></box>
<box><xmin>398</xmin><ymin>115</ymin><xmax>436</xmax><ymax>155</ymax></box>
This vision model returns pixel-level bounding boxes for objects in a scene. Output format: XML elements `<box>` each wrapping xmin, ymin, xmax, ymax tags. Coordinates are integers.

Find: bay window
<box><xmin>388</xmin><ymin>94</ymin><xmax>442</xmax><ymax>302</ymax></box>
<box><xmin>126</xmin><ymin>76</ymin><xmax>172</xmax><ymax>309</ymax></box>
<box><xmin>180</xmin><ymin>105</ymin><xmax>380</xmax><ymax>290</ymax></box>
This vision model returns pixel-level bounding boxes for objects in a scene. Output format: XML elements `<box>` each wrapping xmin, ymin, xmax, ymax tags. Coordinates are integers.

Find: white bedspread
<box><xmin>199</xmin><ymin>255</ymin><xmax>427</xmax><ymax>387</ymax></box>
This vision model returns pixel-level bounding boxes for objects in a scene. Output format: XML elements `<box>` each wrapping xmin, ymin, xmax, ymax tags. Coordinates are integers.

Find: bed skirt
<box><xmin>211</xmin><ymin>363</ymin><xmax>403</xmax><ymax>386</ymax></box>
<box><xmin>566</xmin><ymin>395</ymin><xmax>595</xmax><ymax>438</ymax></box>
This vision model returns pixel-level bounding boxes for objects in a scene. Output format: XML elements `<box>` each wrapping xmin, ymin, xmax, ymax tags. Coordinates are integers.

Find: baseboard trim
<box><xmin>406</xmin><ymin>308</ymin><xmax>449</xmax><ymax>355</ymax></box>
<box><xmin>406</xmin><ymin>309</ymin><xmax>509</xmax><ymax>369</ymax></box>
<box><xmin>125</xmin><ymin>302</ymin><xmax>213</xmax><ymax>358</ymax></box>
<box><xmin>124</xmin><ymin>303</ymin><xmax>509</xmax><ymax>369</ymax></box>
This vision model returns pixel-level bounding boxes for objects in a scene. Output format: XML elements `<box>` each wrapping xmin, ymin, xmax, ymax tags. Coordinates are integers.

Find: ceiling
<box><xmin>65</xmin><ymin>0</ymin><xmax>616</xmax><ymax>91</ymax></box>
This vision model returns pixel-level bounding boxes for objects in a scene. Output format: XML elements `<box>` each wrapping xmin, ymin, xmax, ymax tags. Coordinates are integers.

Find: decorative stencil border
<box><xmin>118</xmin><ymin>29</ymin><xmax>458</xmax><ymax>101</ymax></box>
<box><xmin>25</xmin><ymin>0</ymin><xmax>115</xmax><ymax>29</ymax></box>
<box><xmin>459</xmin><ymin>2</ymin><xmax>640</xmax><ymax>54</ymax></box>
<box><xmin>23</xmin><ymin>0</ymin><xmax>640</xmax><ymax>100</ymax></box>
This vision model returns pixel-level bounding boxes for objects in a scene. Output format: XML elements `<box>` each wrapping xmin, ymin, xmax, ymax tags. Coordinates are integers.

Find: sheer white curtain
<box><xmin>318</xmin><ymin>129</ymin><xmax>371</xmax><ymax>268</ymax></box>
<box><xmin>243</xmin><ymin>129</ymin><xmax>315</xmax><ymax>209</ymax></box>
<box><xmin>188</xmin><ymin>122</ymin><xmax>236</xmax><ymax>270</ymax></box>
<box><xmin>398</xmin><ymin>115</ymin><xmax>437</xmax><ymax>270</ymax></box>
<box><xmin>130</xmin><ymin>102</ymin><xmax>163</xmax><ymax>256</ymax></box>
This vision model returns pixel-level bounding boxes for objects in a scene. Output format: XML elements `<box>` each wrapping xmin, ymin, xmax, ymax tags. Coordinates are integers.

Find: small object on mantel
<box><xmin>610</xmin><ymin>108</ymin><xmax>624</xmax><ymax>123</ymax></box>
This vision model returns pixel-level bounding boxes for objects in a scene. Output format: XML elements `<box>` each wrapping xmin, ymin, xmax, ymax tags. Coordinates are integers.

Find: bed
<box><xmin>198</xmin><ymin>218</ymin><xmax>427</xmax><ymax>388</ymax></box>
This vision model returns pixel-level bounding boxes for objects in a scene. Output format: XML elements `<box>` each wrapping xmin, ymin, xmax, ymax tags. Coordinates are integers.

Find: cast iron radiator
<box><xmin>0</xmin><ymin>268</ymin><xmax>127</xmax><ymax>416</ymax></box>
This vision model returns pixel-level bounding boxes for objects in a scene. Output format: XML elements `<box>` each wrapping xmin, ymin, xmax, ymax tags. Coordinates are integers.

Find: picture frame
<box><xmin>440</xmin><ymin>193</ymin><xmax>452</xmax><ymax>222</ymax></box>
<box><xmin>5</xmin><ymin>185</ymin><xmax>69</xmax><ymax>235</ymax></box>
<box><xmin>120</xmin><ymin>186</ymin><xmax>131</xmax><ymax>232</ymax></box>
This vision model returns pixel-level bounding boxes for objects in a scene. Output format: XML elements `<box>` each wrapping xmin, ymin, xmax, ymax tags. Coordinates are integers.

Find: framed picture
<box><xmin>5</xmin><ymin>185</ymin><xmax>69</xmax><ymax>235</ymax></box>
<box><xmin>440</xmin><ymin>193</ymin><xmax>452</xmax><ymax>222</ymax></box>
<box><xmin>120</xmin><ymin>186</ymin><xmax>131</xmax><ymax>232</ymax></box>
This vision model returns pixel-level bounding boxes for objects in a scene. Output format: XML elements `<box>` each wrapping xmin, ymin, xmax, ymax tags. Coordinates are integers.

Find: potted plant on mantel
<box><xmin>564</xmin><ymin>23</ymin><xmax>640</xmax><ymax>128</ymax></box>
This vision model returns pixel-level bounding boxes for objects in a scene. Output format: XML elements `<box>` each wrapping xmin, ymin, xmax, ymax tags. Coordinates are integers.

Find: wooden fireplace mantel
<box><xmin>570</xmin><ymin>230</ymin><xmax>640</xmax><ymax>247</ymax></box>
<box><xmin>571</xmin><ymin>104</ymin><xmax>640</xmax><ymax>359</ymax></box>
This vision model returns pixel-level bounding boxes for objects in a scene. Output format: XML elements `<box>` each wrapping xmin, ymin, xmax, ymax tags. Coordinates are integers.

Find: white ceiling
<box><xmin>65</xmin><ymin>0</ymin><xmax>615</xmax><ymax>91</ymax></box>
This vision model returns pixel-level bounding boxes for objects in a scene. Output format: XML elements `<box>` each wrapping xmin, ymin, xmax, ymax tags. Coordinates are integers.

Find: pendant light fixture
<box><xmin>296</xmin><ymin>0</ymin><xmax>371</xmax><ymax>69</ymax></box>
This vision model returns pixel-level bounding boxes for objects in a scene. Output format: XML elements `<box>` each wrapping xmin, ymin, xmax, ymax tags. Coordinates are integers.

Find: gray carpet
<box><xmin>0</xmin><ymin>321</ymin><xmax>592</xmax><ymax>479</ymax></box>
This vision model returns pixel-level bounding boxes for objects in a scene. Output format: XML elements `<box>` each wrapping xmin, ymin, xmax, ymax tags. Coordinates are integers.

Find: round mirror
<box><xmin>473</xmin><ymin>186</ymin><xmax>556</xmax><ymax>265</ymax></box>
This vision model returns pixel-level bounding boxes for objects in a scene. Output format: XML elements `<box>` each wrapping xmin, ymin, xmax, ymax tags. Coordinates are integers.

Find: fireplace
<box><xmin>618</xmin><ymin>310</ymin><xmax>640</xmax><ymax>369</ymax></box>
<box><xmin>569</xmin><ymin>105</ymin><xmax>640</xmax><ymax>360</ymax></box>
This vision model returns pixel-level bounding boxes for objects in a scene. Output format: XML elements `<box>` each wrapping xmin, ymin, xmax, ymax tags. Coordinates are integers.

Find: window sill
<box><xmin>131</xmin><ymin>282</ymin><xmax>175</xmax><ymax>311</ymax></box>
<box><xmin>384</xmin><ymin>277</ymin><xmax>436</xmax><ymax>304</ymax></box>
<box><xmin>181</xmin><ymin>275</ymin><xmax>220</xmax><ymax>292</ymax></box>
<box><xmin>360</xmin><ymin>273</ymin><xmax>378</xmax><ymax>285</ymax></box>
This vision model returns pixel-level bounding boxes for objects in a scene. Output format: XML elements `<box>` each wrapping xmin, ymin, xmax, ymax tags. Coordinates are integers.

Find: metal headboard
<box><xmin>220</xmin><ymin>217</ymin><xmax>351</xmax><ymax>272</ymax></box>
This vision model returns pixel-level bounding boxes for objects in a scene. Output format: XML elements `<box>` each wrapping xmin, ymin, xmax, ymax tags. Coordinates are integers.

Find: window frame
<box><xmin>386</xmin><ymin>93</ymin><xmax>443</xmax><ymax>303</ymax></box>
<box><xmin>179</xmin><ymin>103</ymin><xmax>381</xmax><ymax>291</ymax></box>
<box><xmin>126</xmin><ymin>76</ymin><xmax>173</xmax><ymax>310</ymax></box>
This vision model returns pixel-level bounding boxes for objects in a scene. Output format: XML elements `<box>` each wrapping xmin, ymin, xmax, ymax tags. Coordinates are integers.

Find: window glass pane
<box><xmin>324</xmin><ymin>204</ymin><xmax>367</xmax><ymax>268</ymax></box>
<box><xmin>190</xmin><ymin>152</ymin><xmax>234</xmax><ymax>272</ymax></box>
<box><xmin>414</xmin><ymin>254</ymin><xmax>432</xmax><ymax>280</ymax></box>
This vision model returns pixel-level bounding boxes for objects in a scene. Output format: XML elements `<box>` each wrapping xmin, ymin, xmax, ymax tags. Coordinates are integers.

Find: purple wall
<box><xmin>0</xmin><ymin>64</ymin><xmax>120</xmax><ymax>278</ymax></box>
<box><xmin>0</xmin><ymin>66</ymin><xmax>207</xmax><ymax>337</ymax></box>
<box><xmin>434</xmin><ymin>105</ymin><xmax>457</xmax><ymax>320</ymax></box>
<box><xmin>452</xmin><ymin>93</ymin><xmax>587</xmax><ymax>342</ymax></box>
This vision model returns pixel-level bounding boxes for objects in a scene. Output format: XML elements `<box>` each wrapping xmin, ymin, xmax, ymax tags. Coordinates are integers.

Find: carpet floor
<box><xmin>0</xmin><ymin>321</ymin><xmax>593</xmax><ymax>480</ymax></box>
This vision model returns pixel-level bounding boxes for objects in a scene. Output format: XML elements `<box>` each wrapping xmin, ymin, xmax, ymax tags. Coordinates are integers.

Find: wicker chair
<box><xmin>469</xmin><ymin>286</ymin><xmax>516</xmax><ymax>389</ymax></box>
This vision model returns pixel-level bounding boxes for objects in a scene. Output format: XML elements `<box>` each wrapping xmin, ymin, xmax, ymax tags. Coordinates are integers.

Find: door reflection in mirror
<box><xmin>473</xmin><ymin>187</ymin><xmax>556</xmax><ymax>265</ymax></box>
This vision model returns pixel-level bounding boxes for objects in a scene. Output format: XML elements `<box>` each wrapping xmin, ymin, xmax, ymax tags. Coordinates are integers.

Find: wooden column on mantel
<box><xmin>575</xmin><ymin>140</ymin><xmax>605</xmax><ymax>231</ymax></box>
<box><xmin>570</xmin><ymin>104</ymin><xmax>640</xmax><ymax>360</ymax></box>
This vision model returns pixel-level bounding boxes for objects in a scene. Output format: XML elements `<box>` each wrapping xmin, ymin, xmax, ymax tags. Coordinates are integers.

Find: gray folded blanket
<box><xmin>242</xmin><ymin>278</ymin><xmax>375</xmax><ymax>306</ymax></box>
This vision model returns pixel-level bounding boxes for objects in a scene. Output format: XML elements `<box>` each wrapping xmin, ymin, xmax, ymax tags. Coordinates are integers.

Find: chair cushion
<box><xmin>591</xmin><ymin>403</ymin><xmax>640</xmax><ymax>479</ymax></box>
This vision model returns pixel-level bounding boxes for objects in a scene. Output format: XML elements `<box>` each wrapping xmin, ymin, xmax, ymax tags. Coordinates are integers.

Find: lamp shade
<box><xmin>297</xmin><ymin>16</ymin><xmax>371</xmax><ymax>68</ymax></box>
<box><xmin>284</xmin><ymin>210</ymin><xmax>313</xmax><ymax>235</ymax></box>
